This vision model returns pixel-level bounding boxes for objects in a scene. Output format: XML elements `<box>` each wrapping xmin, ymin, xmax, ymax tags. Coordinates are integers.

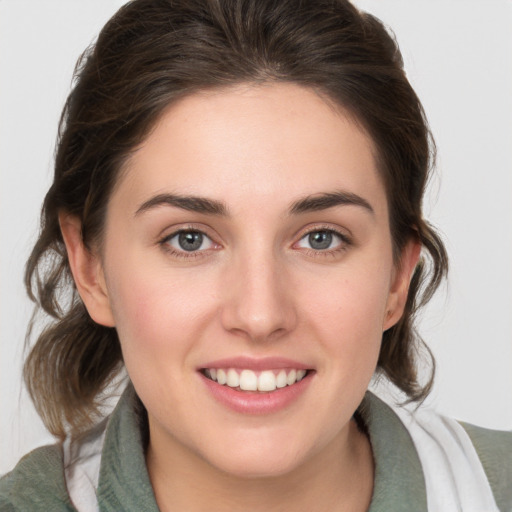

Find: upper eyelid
<box><xmin>300</xmin><ymin>228</ymin><xmax>346</xmax><ymax>240</ymax></box>
<box><xmin>301</xmin><ymin>226</ymin><xmax>344</xmax><ymax>236</ymax></box>
<box><xmin>162</xmin><ymin>227</ymin><xmax>209</xmax><ymax>238</ymax></box>
<box><xmin>158</xmin><ymin>223</ymin><xmax>217</xmax><ymax>242</ymax></box>
<box><xmin>294</xmin><ymin>224</ymin><xmax>352</xmax><ymax>241</ymax></box>
<box><xmin>296</xmin><ymin>229</ymin><xmax>348</xmax><ymax>247</ymax></box>
<box><xmin>163</xmin><ymin>229</ymin><xmax>210</xmax><ymax>241</ymax></box>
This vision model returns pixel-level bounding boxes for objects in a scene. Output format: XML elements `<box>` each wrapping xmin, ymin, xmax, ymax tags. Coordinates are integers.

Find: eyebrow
<box><xmin>289</xmin><ymin>191</ymin><xmax>374</xmax><ymax>215</ymax></box>
<box><xmin>135</xmin><ymin>190</ymin><xmax>374</xmax><ymax>218</ymax></box>
<box><xmin>135</xmin><ymin>193</ymin><xmax>229</xmax><ymax>217</ymax></box>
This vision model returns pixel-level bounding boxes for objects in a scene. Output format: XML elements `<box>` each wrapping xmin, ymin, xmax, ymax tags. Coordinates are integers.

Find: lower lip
<box><xmin>200</xmin><ymin>372</ymin><xmax>314</xmax><ymax>415</ymax></box>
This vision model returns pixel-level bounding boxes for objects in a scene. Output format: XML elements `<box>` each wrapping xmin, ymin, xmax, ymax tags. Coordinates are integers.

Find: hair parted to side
<box><xmin>24</xmin><ymin>0</ymin><xmax>448</xmax><ymax>440</ymax></box>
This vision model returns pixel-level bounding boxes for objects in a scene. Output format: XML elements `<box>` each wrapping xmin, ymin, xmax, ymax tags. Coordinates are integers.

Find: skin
<box><xmin>61</xmin><ymin>83</ymin><xmax>420</xmax><ymax>511</ymax></box>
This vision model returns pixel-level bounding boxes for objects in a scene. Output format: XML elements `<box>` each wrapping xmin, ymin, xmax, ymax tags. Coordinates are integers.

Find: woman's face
<box><xmin>89</xmin><ymin>83</ymin><xmax>415</xmax><ymax>477</ymax></box>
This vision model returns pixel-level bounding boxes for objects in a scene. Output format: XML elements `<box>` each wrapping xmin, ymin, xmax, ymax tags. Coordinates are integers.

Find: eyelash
<box><xmin>159</xmin><ymin>227</ymin><xmax>219</xmax><ymax>259</ymax></box>
<box><xmin>158</xmin><ymin>226</ymin><xmax>352</xmax><ymax>259</ymax></box>
<box><xmin>294</xmin><ymin>226</ymin><xmax>352</xmax><ymax>258</ymax></box>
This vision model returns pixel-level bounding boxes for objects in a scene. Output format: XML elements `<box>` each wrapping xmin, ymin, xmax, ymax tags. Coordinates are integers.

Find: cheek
<box><xmin>104</xmin><ymin>253</ymin><xmax>217</xmax><ymax>365</ymax></box>
<box><xmin>300</xmin><ymin>257</ymin><xmax>391</xmax><ymax>361</ymax></box>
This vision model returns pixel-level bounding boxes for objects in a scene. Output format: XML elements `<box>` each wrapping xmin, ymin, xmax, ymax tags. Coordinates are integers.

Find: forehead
<box><xmin>112</xmin><ymin>83</ymin><xmax>386</xmax><ymax>217</ymax></box>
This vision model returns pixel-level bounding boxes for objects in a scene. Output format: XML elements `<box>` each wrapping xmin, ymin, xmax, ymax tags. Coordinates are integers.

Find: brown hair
<box><xmin>25</xmin><ymin>0</ymin><xmax>448</xmax><ymax>439</ymax></box>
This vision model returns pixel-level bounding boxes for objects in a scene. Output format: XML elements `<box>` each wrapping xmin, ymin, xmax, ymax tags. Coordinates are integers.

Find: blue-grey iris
<box><xmin>179</xmin><ymin>232</ymin><xmax>203</xmax><ymax>251</ymax></box>
<box><xmin>309</xmin><ymin>231</ymin><xmax>332</xmax><ymax>250</ymax></box>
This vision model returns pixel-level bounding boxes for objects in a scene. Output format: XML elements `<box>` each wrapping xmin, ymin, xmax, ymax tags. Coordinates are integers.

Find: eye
<box><xmin>296</xmin><ymin>229</ymin><xmax>346</xmax><ymax>251</ymax></box>
<box><xmin>163</xmin><ymin>230</ymin><xmax>216</xmax><ymax>253</ymax></box>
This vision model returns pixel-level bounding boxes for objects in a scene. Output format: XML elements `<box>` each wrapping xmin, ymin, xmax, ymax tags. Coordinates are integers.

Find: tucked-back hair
<box><xmin>25</xmin><ymin>0</ymin><xmax>448</xmax><ymax>439</ymax></box>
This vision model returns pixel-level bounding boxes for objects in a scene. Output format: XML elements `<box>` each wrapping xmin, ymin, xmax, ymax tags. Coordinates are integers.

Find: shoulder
<box><xmin>0</xmin><ymin>444</ymin><xmax>76</xmax><ymax>511</ymax></box>
<box><xmin>460</xmin><ymin>421</ymin><xmax>512</xmax><ymax>512</ymax></box>
<box><xmin>364</xmin><ymin>392</ymin><xmax>512</xmax><ymax>512</ymax></box>
<box><xmin>398</xmin><ymin>400</ymin><xmax>512</xmax><ymax>512</ymax></box>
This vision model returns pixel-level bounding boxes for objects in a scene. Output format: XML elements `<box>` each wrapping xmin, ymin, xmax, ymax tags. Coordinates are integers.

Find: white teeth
<box><xmin>227</xmin><ymin>369</ymin><xmax>239</xmax><ymax>387</ymax></box>
<box><xmin>239</xmin><ymin>370</ymin><xmax>258</xmax><ymax>391</ymax></box>
<box><xmin>217</xmin><ymin>369</ymin><xmax>227</xmax><ymax>385</ymax></box>
<box><xmin>276</xmin><ymin>370</ymin><xmax>287</xmax><ymax>388</ymax></box>
<box><xmin>205</xmin><ymin>367</ymin><xmax>309</xmax><ymax>391</ymax></box>
<box><xmin>258</xmin><ymin>370</ymin><xmax>276</xmax><ymax>391</ymax></box>
<box><xmin>286</xmin><ymin>369</ymin><xmax>297</xmax><ymax>386</ymax></box>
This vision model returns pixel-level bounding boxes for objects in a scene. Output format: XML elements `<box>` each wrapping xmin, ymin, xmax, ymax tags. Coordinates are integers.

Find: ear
<box><xmin>59</xmin><ymin>212</ymin><xmax>115</xmax><ymax>327</ymax></box>
<box><xmin>382</xmin><ymin>239</ymin><xmax>421</xmax><ymax>331</ymax></box>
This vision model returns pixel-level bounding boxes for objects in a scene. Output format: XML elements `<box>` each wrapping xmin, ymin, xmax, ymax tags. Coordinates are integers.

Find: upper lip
<box><xmin>199</xmin><ymin>356</ymin><xmax>312</xmax><ymax>371</ymax></box>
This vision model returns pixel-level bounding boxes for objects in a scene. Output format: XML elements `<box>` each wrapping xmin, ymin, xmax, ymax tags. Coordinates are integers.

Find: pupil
<box><xmin>178</xmin><ymin>232</ymin><xmax>203</xmax><ymax>251</ymax></box>
<box><xmin>309</xmin><ymin>231</ymin><xmax>332</xmax><ymax>250</ymax></box>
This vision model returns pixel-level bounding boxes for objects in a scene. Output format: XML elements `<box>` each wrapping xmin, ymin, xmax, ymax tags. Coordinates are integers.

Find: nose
<box><xmin>220</xmin><ymin>249</ymin><xmax>298</xmax><ymax>343</ymax></box>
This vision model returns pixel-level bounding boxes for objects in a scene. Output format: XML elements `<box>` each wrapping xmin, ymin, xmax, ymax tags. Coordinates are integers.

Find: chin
<box><xmin>210</xmin><ymin>453</ymin><xmax>304</xmax><ymax>480</ymax></box>
<box><xmin>196</xmin><ymin>431</ymin><xmax>314</xmax><ymax>480</ymax></box>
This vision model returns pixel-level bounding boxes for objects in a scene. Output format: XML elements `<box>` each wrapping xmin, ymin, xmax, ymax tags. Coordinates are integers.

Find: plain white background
<box><xmin>1</xmin><ymin>1</ymin><xmax>511</xmax><ymax>475</ymax></box>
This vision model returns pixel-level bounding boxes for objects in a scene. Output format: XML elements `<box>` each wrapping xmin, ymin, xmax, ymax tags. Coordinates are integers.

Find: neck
<box><xmin>146</xmin><ymin>418</ymin><xmax>374</xmax><ymax>512</ymax></box>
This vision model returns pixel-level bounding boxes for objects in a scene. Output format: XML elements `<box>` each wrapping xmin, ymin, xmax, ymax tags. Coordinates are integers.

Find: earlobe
<box><xmin>59</xmin><ymin>212</ymin><xmax>115</xmax><ymax>327</ymax></box>
<box><xmin>383</xmin><ymin>240</ymin><xmax>421</xmax><ymax>331</ymax></box>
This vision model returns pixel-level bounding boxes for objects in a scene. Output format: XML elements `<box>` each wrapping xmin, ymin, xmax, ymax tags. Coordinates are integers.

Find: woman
<box><xmin>1</xmin><ymin>0</ymin><xmax>510</xmax><ymax>510</ymax></box>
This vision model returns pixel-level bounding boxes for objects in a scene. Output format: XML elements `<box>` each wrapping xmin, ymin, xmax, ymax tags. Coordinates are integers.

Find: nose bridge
<box><xmin>221</xmin><ymin>241</ymin><xmax>296</xmax><ymax>341</ymax></box>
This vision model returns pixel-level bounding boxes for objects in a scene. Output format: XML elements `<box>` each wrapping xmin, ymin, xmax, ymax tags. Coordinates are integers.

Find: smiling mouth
<box><xmin>201</xmin><ymin>368</ymin><xmax>311</xmax><ymax>392</ymax></box>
